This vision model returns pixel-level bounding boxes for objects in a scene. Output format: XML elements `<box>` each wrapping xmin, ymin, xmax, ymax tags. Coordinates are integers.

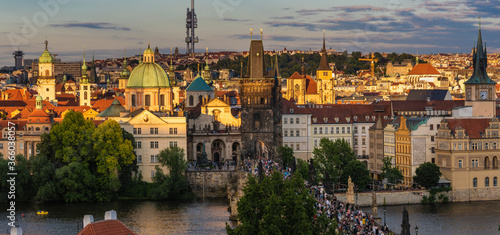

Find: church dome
<box><xmin>127</xmin><ymin>47</ymin><xmax>170</xmax><ymax>88</ymax></box>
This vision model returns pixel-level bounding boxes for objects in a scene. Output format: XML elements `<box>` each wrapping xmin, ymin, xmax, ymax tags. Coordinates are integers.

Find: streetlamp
<box><xmin>383</xmin><ymin>204</ymin><xmax>386</xmax><ymax>227</ymax></box>
<box><xmin>415</xmin><ymin>225</ymin><xmax>419</xmax><ymax>235</ymax></box>
<box><xmin>355</xmin><ymin>193</ymin><xmax>358</xmax><ymax>209</ymax></box>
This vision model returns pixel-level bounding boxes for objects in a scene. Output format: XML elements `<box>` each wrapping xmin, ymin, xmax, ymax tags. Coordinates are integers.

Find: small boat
<box><xmin>37</xmin><ymin>211</ymin><xmax>48</xmax><ymax>215</ymax></box>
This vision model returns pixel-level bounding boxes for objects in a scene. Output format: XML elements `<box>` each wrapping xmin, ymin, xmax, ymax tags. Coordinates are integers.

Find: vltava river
<box><xmin>363</xmin><ymin>200</ymin><xmax>500</xmax><ymax>235</ymax></box>
<box><xmin>1</xmin><ymin>198</ymin><xmax>236</xmax><ymax>234</ymax></box>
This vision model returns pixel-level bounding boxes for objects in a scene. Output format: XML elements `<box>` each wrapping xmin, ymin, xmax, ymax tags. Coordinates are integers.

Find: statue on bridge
<box><xmin>197</xmin><ymin>142</ymin><xmax>210</xmax><ymax>166</ymax></box>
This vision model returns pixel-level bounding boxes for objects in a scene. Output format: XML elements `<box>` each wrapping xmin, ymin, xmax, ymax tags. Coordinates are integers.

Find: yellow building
<box><xmin>395</xmin><ymin>116</ymin><xmax>412</xmax><ymax>186</ymax></box>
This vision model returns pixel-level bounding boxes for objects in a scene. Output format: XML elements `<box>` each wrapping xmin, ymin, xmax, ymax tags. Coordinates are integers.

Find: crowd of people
<box><xmin>310</xmin><ymin>186</ymin><xmax>391</xmax><ymax>234</ymax></box>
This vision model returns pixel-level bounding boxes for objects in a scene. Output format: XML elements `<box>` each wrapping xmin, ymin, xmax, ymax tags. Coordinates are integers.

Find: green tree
<box><xmin>226</xmin><ymin>172</ymin><xmax>335</xmax><ymax>234</ymax></box>
<box><xmin>55</xmin><ymin>162</ymin><xmax>96</xmax><ymax>202</ymax></box>
<box><xmin>413</xmin><ymin>162</ymin><xmax>442</xmax><ymax>189</ymax></box>
<box><xmin>296</xmin><ymin>158</ymin><xmax>309</xmax><ymax>179</ymax></box>
<box><xmin>278</xmin><ymin>146</ymin><xmax>295</xmax><ymax>168</ymax></box>
<box><xmin>0</xmin><ymin>154</ymin><xmax>33</xmax><ymax>202</ymax></box>
<box><xmin>313</xmin><ymin>138</ymin><xmax>356</xmax><ymax>184</ymax></box>
<box><xmin>341</xmin><ymin>160</ymin><xmax>371</xmax><ymax>190</ymax></box>
<box><xmin>381</xmin><ymin>157</ymin><xmax>403</xmax><ymax>186</ymax></box>
<box><xmin>150</xmin><ymin>146</ymin><xmax>190</xmax><ymax>199</ymax></box>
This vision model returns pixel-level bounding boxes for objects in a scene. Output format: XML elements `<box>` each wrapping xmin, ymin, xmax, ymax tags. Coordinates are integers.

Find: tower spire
<box><xmin>45</xmin><ymin>40</ymin><xmax>48</xmax><ymax>50</ymax></box>
<box><xmin>322</xmin><ymin>29</ymin><xmax>326</xmax><ymax>52</ymax></box>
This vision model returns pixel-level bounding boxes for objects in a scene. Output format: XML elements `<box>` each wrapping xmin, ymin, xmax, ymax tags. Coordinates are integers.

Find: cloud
<box><xmin>51</xmin><ymin>22</ymin><xmax>131</xmax><ymax>31</ymax></box>
<box><xmin>223</xmin><ymin>18</ymin><xmax>250</xmax><ymax>22</ymax></box>
<box><xmin>264</xmin><ymin>21</ymin><xmax>319</xmax><ymax>31</ymax></box>
<box><xmin>270</xmin><ymin>16</ymin><xmax>295</xmax><ymax>20</ymax></box>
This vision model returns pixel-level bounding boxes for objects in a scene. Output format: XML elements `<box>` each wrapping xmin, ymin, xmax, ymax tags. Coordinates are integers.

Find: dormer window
<box><xmin>312</xmin><ymin>118</ymin><xmax>317</xmax><ymax>123</ymax></box>
<box><xmin>346</xmin><ymin>117</ymin><xmax>350</xmax><ymax>122</ymax></box>
<box><xmin>365</xmin><ymin>116</ymin><xmax>369</xmax><ymax>121</ymax></box>
<box><xmin>323</xmin><ymin>118</ymin><xmax>328</xmax><ymax>123</ymax></box>
<box><xmin>335</xmin><ymin>117</ymin><xmax>339</xmax><ymax>123</ymax></box>
<box><xmin>354</xmin><ymin>116</ymin><xmax>358</xmax><ymax>121</ymax></box>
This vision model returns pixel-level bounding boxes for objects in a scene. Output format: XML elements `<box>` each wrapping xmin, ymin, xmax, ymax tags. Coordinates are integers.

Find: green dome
<box><xmin>186</xmin><ymin>75</ymin><xmax>212</xmax><ymax>91</ymax></box>
<box><xmin>127</xmin><ymin>62</ymin><xmax>170</xmax><ymax>88</ymax></box>
<box><xmin>39</xmin><ymin>49</ymin><xmax>54</xmax><ymax>64</ymax></box>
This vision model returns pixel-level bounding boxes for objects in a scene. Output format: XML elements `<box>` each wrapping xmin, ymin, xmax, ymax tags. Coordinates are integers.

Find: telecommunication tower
<box><xmin>185</xmin><ymin>0</ymin><xmax>198</xmax><ymax>57</ymax></box>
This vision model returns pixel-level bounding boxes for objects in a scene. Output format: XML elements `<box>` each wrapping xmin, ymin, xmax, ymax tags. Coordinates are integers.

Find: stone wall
<box><xmin>451</xmin><ymin>187</ymin><xmax>500</xmax><ymax>202</ymax></box>
<box><xmin>336</xmin><ymin>190</ymin><xmax>431</xmax><ymax>207</ymax></box>
<box><xmin>186</xmin><ymin>171</ymin><xmax>236</xmax><ymax>198</ymax></box>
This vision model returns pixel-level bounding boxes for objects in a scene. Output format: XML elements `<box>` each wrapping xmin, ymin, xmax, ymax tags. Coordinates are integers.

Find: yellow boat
<box><xmin>37</xmin><ymin>211</ymin><xmax>48</xmax><ymax>215</ymax></box>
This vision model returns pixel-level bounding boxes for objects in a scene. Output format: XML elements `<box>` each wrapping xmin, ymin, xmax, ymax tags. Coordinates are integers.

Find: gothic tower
<box><xmin>316</xmin><ymin>30</ymin><xmax>335</xmax><ymax>104</ymax></box>
<box><xmin>464</xmin><ymin>22</ymin><xmax>496</xmax><ymax>117</ymax></box>
<box><xmin>240</xmin><ymin>37</ymin><xmax>282</xmax><ymax>160</ymax></box>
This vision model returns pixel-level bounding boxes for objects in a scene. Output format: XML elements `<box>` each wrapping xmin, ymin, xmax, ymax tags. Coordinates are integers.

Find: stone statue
<box><xmin>401</xmin><ymin>207</ymin><xmax>410</xmax><ymax>235</ymax></box>
<box><xmin>346</xmin><ymin>176</ymin><xmax>355</xmax><ymax>204</ymax></box>
<box><xmin>372</xmin><ymin>191</ymin><xmax>378</xmax><ymax>218</ymax></box>
<box><xmin>308</xmin><ymin>159</ymin><xmax>317</xmax><ymax>185</ymax></box>
<box><xmin>197</xmin><ymin>142</ymin><xmax>209</xmax><ymax>166</ymax></box>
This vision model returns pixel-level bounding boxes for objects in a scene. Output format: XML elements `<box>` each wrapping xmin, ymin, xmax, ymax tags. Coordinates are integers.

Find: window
<box><xmin>354</xmin><ymin>138</ymin><xmax>358</xmax><ymax>145</ymax></box>
<box><xmin>145</xmin><ymin>94</ymin><xmax>151</xmax><ymax>106</ymax></box>
<box><xmin>362</xmin><ymin>126</ymin><xmax>366</xmax><ymax>133</ymax></box>
<box><xmin>290</xmin><ymin>130</ymin><xmax>294</xmax><ymax>137</ymax></box>
<box><xmin>290</xmin><ymin>118</ymin><xmax>294</xmax><ymax>124</ymax></box>
<box><xmin>431</xmin><ymin>136</ymin><xmax>434</xmax><ymax>142</ymax></box>
<box><xmin>430</xmin><ymin>124</ymin><xmax>434</xmax><ymax>130</ymax></box>
<box><xmin>336</xmin><ymin>127</ymin><xmax>339</xmax><ymax>134</ymax></box>
<box><xmin>0</xmin><ymin>143</ymin><xmax>3</xmax><ymax>149</ymax></box>
<box><xmin>296</xmin><ymin>143</ymin><xmax>300</xmax><ymax>151</ymax></box>
<box><xmin>189</xmin><ymin>95</ymin><xmax>194</xmax><ymax>106</ymax></box>
<box><xmin>485</xmin><ymin>177</ymin><xmax>490</xmax><ymax>187</ymax></box>
<box><xmin>296</xmin><ymin>130</ymin><xmax>300</xmax><ymax>137</ymax></box>
<box><xmin>151</xmin><ymin>170</ymin><xmax>155</xmax><ymax>179</ymax></box>
<box><xmin>284</xmin><ymin>118</ymin><xmax>288</xmax><ymax>124</ymax></box>
<box><xmin>160</xmin><ymin>94</ymin><xmax>165</xmax><ymax>106</ymax></box>
<box><xmin>314</xmin><ymin>139</ymin><xmax>318</xmax><ymax>147</ymax></box>
<box><xmin>137</xmin><ymin>128</ymin><xmax>141</xmax><ymax>134</ymax></box>
<box><xmin>296</xmin><ymin>118</ymin><xmax>300</xmax><ymax>124</ymax></box>
<box><xmin>472</xmin><ymin>159</ymin><xmax>479</xmax><ymax>167</ymax></box>
<box><xmin>354</xmin><ymin>127</ymin><xmax>358</xmax><ymax>134</ymax></box>
<box><xmin>485</xmin><ymin>143</ymin><xmax>489</xmax><ymax>150</ymax></box>
<box><xmin>362</xmin><ymin>138</ymin><xmax>366</xmax><ymax>145</ymax></box>
<box><xmin>133</xmin><ymin>128</ymin><xmax>137</xmax><ymax>134</ymax></box>
<box><xmin>150</xmin><ymin>128</ymin><xmax>158</xmax><ymax>134</ymax></box>
<box><xmin>319</xmin><ymin>127</ymin><xmax>322</xmax><ymax>134</ymax></box>
<box><xmin>131</xmin><ymin>94</ymin><xmax>136</xmax><ymax>106</ymax></box>
<box><xmin>472</xmin><ymin>143</ymin><xmax>478</xmax><ymax>150</ymax></box>
<box><xmin>19</xmin><ymin>143</ymin><xmax>23</xmax><ymax>150</ymax></box>
<box><xmin>347</xmin><ymin>127</ymin><xmax>351</xmax><ymax>134</ymax></box>
<box><xmin>169</xmin><ymin>141</ymin><xmax>178</xmax><ymax>147</ymax></box>
<box><xmin>342</xmin><ymin>127</ymin><xmax>345</xmax><ymax>134</ymax></box>
<box><xmin>136</xmin><ymin>141</ymin><xmax>142</xmax><ymax>149</ymax></box>
<box><xmin>151</xmin><ymin>155</ymin><xmax>159</xmax><ymax>163</ymax></box>
<box><xmin>313</xmin><ymin>127</ymin><xmax>317</xmax><ymax>134</ymax></box>
<box><xmin>458</xmin><ymin>159</ymin><xmax>463</xmax><ymax>168</ymax></box>
<box><xmin>284</xmin><ymin>130</ymin><xmax>288</xmax><ymax>137</ymax></box>
<box><xmin>150</xmin><ymin>141</ymin><xmax>159</xmax><ymax>149</ymax></box>
<box><xmin>494</xmin><ymin>177</ymin><xmax>498</xmax><ymax>187</ymax></box>
<box><xmin>431</xmin><ymin>147</ymin><xmax>435</xmax><ymax>153</ymax></box>
<box><xmin>137</xmin><ymin>155</ymin><xmax>142</xmax><ymax>163</ymax></box>
<box><xmin>331</xmin><ymin>127</ymin><xmax>334</xmax><ymax>134</ymax></box>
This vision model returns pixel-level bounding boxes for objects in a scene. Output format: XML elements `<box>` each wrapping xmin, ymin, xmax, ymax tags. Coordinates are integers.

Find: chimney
<box><xmin>83</xmin><ymin>215</ymin><xmax>94</xmax><ymax>228</ymax></box>
<box><xmin>10</xmin><ymin>227</ymin><xmax>22</xmax><ymax>235</ymax></box>
<box><xmin>105</xmin><ymin>210</ymin><xmax>117</xmax><ymax>220</ymax></box>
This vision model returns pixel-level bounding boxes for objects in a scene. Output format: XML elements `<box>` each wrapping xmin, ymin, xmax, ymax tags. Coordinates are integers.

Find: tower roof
<box><xmin>246</xmin><ymin>40</ymin><xmax>266</xmax><ymax>78</ymax></box>
<box><xmin>318</xmin><ymin>30</ymin><xmax>330</xmax><ymax>71</ymax></box>
<box><xmin>186</xmin><ymin>75</ymin><xmax>213</xmax><ymax>92</ymax></box>
<box><xmin>39</xmin><ymin>40</ymin><xmax>55</xmax><ymax>64</ymax></box>
<box><xmin>464</xmin><ymin>23</ymin><xmax>496</xmax><ymax>84</ymax></box>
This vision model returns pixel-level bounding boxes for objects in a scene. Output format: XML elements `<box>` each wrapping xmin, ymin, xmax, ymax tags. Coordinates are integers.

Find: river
<box><xmin>363</xmin><ymin>200</ymin><xmax>500</xmax><ymax>235</ymax></box>
<box><xmin>1</xmin><ymin>198</ymin><xmax>237</xmax><ymax>235</ymax></box>
<box><xmin>2</xmin><ymin>199</ymin><xmax>500</xmax><ymax>234</ymax></box>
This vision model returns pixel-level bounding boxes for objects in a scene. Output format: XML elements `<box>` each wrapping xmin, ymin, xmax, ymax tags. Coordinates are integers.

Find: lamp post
<box><xmin>356</xmin><ymin>192</ymin><xmax>358</xmax><ymax>209</ymax></box>
<box><xmin>383</xmin><ymin>204</ymin><xmax>386</xmax><ymax>227</ymax></box>
<box><xmin>415</xmin><ymin>225</ymin><xmax>419</xmax><ymax>235</ymax></box>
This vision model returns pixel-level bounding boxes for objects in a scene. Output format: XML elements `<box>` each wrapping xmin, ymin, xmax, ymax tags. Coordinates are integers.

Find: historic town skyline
<box><xmin>1</xmin><ymin>0</ymin><xmax>500</xmax><ymax>67</ymax></box>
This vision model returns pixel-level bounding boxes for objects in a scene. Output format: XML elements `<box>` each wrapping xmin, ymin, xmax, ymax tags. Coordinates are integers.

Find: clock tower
<box><xmin>464</xmin><ymin>23</ymin><xmax>497</xmax><ymax>117</ymax></box>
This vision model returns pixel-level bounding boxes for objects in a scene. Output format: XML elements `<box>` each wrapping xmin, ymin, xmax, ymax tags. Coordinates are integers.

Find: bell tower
<box><xmin>37</xmin><ymin>40</ymin><xmax>56</xmax><ymax>103</ymax></box>
<box><xmin>464</xmin><ymin>20</ymin><xmax>496</xmax><ymax>117</ymax></box>
<box><xmin>80</xmin><ymin>51</ymin><xmax>91</xmax><ymax>106</ymax></box>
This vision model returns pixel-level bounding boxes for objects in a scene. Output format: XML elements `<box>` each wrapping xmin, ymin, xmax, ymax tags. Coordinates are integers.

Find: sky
<box><xmin>1</xmin><ymin>0</ymin><xmax>500</xmax><ymax>67</ymax></box>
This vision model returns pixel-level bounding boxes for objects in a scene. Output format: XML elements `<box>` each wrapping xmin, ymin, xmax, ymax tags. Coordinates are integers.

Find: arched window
<box><xmin>189</xmin><ymin>95</ymin><xmax>194</xmax><ymax>106</ymax></box>
<box><xmin>131</xmin><ymin>94</ymin><xmax>136</xmax><ymax>106</ymax></box>
<box><xmin>493</xmin><ymin>156</ymin><xmax>498</xmax><ymax>169</ymax></box>
<box><xmin>473</xmin><ymin>177</ymin><xmax>478</xmax><ymax>188</ymax></box>
<box><xmin>485</xmin><ymin>156</ymin><xmax>490</xmax><ymax>169</ymax></box>
<box><xmin>145</xmin><ymin>95</ymin><xmax>151</xmax><ymax>106</ymax></box>
<box><xmin>494</xmin><ymin>177</ymin><xmax>498</xmax><ymax>187</ymax></box>
<box><xmin>295</xmin><ymin>84</ymin><xmax>300</xmax><ymax>91</ymax></box>
<box><xmin>84</xmin><ymin>91</ymin><xmax>87</xmax><ymax>100</ymax></box>
<box><xmin>485</xmin><ymin>177</ymin><xmax>490</xmax><ymax>187</ymax></box>
<box><xmin>45</xmin><ymin>70</ymin><xmax>49</xmax><ymax>76</ymax></box>
<box><xmin>198</xmin><ymin>95</ymin><xmax>203</xmax><ymax>104</ymax></box>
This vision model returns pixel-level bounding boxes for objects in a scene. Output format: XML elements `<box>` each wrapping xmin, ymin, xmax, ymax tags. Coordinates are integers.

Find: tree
<box><xmin>341</xmin><ymin>160</ymin><xmax>372</xmax><ymax>190</ymax></box>
<box><xmin>0</xmin><ymin>154</ymin><xmax>33</xmax><ymax>202</ymax></box>
<box><xmin>226</xmin><ymin>172</ymin><xmax>335</xmax><ymax>234</ymax></box>
<box><xmin>413</xmin><ymin>162</ymin><xmax>442</xmax><ymax>189</ymax></box>
<box><xmin>278</xmin><ymin>146</ymin><xmax>295</xmax><ymax>168</ymax></box>
<box><xmin>296</xmin><ymin>158</ymin><xmax>309</xmax><ymax>179</ymax></box>
<box><xmin>151</xmin><ymin>146</ymin><xmax>190</xmax><ymax>199</ymax></box>
<box><xmin>381</xmin><ymin>157</ymin><xmax>403</xmax><ymax>186</ymax></box>
<box><xmin>313</xmin><ymin>138</ymin><xmax>356</xmax><ymax>184</ymax></box>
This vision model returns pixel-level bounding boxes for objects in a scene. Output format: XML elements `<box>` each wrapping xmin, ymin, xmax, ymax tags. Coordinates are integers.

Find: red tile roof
<box><xmin>77</xmin><ymin>220</ymin><xmax>136</xmax><ymax>235</ymax></box>
<box><xmin>92</xmin><ymin>97</ymin><xmax>125</xmax><ymax>112</ymax></box>
<box><xmin>282</xmin><ymin>98</ymin><xmax>312</xmax><ymax>114</ymax></box>
<box><xmin>446</xmin><ymin>118</ymin><xmax>490</xmax><ymax>139</ymax></box>
<box><xmin>305</xmin><ymin>75</ymin><xmax>317</xmax><ymax>94</ymax></box>
<box><xmin>288</xmin><ymin>71</ymin><xmax>303</xmax><ymax>80</ymax></box>
<box><xmin>407</xmin><ymin>63</ymin><xmax>441</xmax><ymax>75</ymax></box>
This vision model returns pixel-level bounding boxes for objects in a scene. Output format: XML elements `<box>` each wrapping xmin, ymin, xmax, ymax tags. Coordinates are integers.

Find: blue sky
<box><xmin>1</xmin><ymin>0</ymin><xmax>500</xmax><ymax>67</ymax></box>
